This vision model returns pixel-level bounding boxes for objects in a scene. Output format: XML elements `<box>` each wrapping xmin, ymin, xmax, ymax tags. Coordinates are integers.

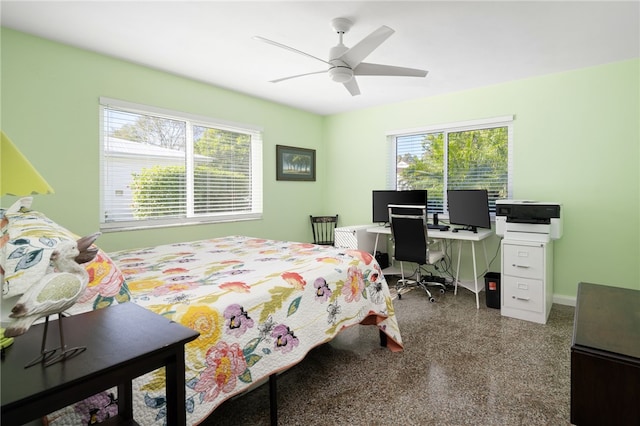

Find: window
<box><xmin>388</xmin><ymin>116</ymin><xmax>513</xmax><ymax>216</ymax></box>
<box><xmin>100</xmin><ymin>98</ymin><xmax>263</xmax><ymax>231</ymax></box>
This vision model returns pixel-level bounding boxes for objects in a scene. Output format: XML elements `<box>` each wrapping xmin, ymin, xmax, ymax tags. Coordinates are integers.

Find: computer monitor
<box><xmin>447</xmin><ymin>189</ymin><xmax>491</xmax><ymax>233</ymax></box>
<box><xmin>372</xmin><ymin>190</ymin><xmax>428</xmax><ymax>224</ymax></box>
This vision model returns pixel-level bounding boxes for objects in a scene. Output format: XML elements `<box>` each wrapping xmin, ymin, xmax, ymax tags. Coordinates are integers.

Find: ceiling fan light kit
<box><xmin>256</xmin><ymin>17</ymin><xmax>428</xmax><ymax>96</ymax></box>
<box><xmin>329</xmin><ymin>67</ymin><xmax>353</xmax><ymax>83</ymax></box>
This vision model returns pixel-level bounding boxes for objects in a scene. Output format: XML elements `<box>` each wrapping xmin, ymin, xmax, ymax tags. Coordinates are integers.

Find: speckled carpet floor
<box><xmin>204</xmin><ymin>283</ymin><xmax>575</xmax><ymax>425</ymax></box>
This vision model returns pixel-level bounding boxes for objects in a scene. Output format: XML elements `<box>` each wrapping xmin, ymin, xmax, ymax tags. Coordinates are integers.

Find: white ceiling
<box><xmin>2</xmin><ymin>1</ymin><xmax>639</xmax><ymax>115</ymax></box>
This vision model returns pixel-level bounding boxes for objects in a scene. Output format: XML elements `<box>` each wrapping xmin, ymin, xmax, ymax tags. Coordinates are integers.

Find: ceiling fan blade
<box><xmin>254</xmin><ymin>36</ymin><xmax>331</xmax><ymax>66</ymax></box>
<box><xmin>354</xmin><ymin>62</ymin><xmax>428</xmax><ymax>78</ymax></box>
<box><xmin>269</xmin><ymin>70</ymin><xmax>327</xmax><ymax>83</ymax></box>
<box><xmin>339</xmin><ymin>25</ymin><xmax>394</xmax><ymax>68</ymax></box>
<box><xmin>343</xmin><ymin>78</ymin><xmax>360</xmax><ymax>96</ymax></box>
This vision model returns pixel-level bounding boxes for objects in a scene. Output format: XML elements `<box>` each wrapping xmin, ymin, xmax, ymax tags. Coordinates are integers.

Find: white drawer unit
<box><xmin>502</xmin><ymin>276</ymin><xmax>544</xmax><ymax>313</ymax></box>
<box><xmin>502</xmin><ymin>244</ymin><xmax>544</xmax><ymax>279</ymax></box>
<box><xmin>501</xmin><ymin>239</ymin><xmax>553</xmax><ymax>324</ymax></box>
<box><xmin>334</xmin><ymin>225</ymin><xmax>385</xmax><ymax>254</ymax></box>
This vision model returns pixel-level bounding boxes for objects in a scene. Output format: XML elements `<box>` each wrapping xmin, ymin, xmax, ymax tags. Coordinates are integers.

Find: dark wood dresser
<box><xmin>571</xmin><ymin>282</ymin><xmax>640</xmax><ymax>425</ymax></box>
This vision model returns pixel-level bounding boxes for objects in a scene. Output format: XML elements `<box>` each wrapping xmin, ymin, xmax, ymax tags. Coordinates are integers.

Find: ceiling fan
<box><xmin>254</xmin><ymin>18</ymin><xmax>428</xmax><ymax>96</ymax></box>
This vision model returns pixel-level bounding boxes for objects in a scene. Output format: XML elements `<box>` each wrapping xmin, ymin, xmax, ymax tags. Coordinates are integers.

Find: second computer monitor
<box><xmin>447</xmin><ymin>189</ymin><xmax>491</xmax><ymax>233</ymax></box>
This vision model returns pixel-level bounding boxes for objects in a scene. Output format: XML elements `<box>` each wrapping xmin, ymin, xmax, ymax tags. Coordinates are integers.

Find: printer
<box><xmin>495</xmin><ymin>200</ymin><xmax>562</xmax><ymax>241</ymax></box>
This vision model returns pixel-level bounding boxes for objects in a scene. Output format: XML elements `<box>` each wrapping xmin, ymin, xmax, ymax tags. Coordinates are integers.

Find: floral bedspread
<box><xmin>50</xmin><ymin>235</ymin><xmax>403</xmax><ymax>425</ymax></box>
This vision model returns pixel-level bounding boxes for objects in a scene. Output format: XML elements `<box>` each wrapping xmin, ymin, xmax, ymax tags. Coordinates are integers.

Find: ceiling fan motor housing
<box><xmin>328</xmin><ymin>44</ymin><xmax>352</xmax><ymax>83</ymax></box>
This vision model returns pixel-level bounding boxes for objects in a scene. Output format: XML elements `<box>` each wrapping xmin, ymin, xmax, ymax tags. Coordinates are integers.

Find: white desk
<box><xmin>366</xmin><ymin>225</ymin><xmax>493</xmax><ymax>309</ymax></box>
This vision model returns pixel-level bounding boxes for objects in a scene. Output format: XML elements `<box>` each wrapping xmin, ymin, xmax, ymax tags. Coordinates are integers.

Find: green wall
<box><xmin>2</xmin><ymin>28</ymin><xmax>638</xmax><ymax>300</ymax></box>
<box><xmin>1</xmin><ymin>28</ymin><xmax>325</xmax><ymax>251</ymax></box>
<box><xmin>323</xmin><ymin>59</ymin><xmax>640</xmax><ymax>298</ymax></box>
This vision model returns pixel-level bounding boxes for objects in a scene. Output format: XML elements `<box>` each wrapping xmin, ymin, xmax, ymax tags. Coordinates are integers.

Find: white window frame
<box><xmin>386</xmin><ymin>115</ymin><xmax>514</xmax><ymax>217</ymax></box>
<box><xmin>99</xmin><ymin>97</ymin><xmax>263</xmax><ymax>232</ymax></box>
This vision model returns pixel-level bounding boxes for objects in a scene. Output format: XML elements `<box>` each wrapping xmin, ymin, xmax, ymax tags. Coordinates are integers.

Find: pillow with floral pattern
<box><xmin>1</xmin><ymin>197</ymin><xmax>129</xmax><ymax>310</ymax></box>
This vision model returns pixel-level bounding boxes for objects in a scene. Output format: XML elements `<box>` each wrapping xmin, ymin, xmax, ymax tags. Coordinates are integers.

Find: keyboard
<box><xmin>427</xmin><ymin>224</ymin><xmax>450</xmax><ymax>231</ymax></box>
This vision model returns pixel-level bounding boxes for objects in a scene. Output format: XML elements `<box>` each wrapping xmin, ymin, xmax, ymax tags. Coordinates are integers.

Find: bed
<box><xmin>1</xmin><ymin>199</ymin><xmax>403</xmax><ymax>425</ymax></box>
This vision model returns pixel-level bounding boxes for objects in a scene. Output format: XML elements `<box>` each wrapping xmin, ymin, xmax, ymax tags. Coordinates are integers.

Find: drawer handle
<box><xmin>513</xmin><ymin>296</ymin><xmax>530</xmax><ymax>301</ymax></box>
<box><xmin>512</xmin><ymin>264</ymin><xmax>530</xmax><ymax>268</ymax></box>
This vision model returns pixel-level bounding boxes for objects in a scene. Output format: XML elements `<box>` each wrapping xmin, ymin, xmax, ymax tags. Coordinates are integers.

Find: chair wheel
<box><xmin>398</xmin><ymin>292</ymin><xmax>402</xmax><ymax>300</ymax></box>
<box><xmin>440</xmin><ymin>288</ymin><xmax>446</xmax><ymax>294</ymax></box>
<box><xmin>429</xmin><ymin>297</ymin><xmax>436</xmax><ymax>303</ymax></box>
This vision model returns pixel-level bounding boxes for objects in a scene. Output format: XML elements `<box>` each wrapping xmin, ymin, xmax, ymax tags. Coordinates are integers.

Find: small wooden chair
<box><xmin>309</xmin><ymin>215</ymin><xmax>339</xmax><ymax>246</ymax></box>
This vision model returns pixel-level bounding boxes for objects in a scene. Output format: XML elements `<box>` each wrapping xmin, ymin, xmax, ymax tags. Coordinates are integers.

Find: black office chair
<box><xmin>310</xmin><ymin>214</ymin><xmax>339</xmax><ymax>246</ymax></box>
<box><xmin>388</xmin><ymin>205</ymin><xmax>446</xmax><ymax>302</ymax></box>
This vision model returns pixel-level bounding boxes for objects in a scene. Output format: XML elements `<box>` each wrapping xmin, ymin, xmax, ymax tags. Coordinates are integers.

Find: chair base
<box><xmin>396</xmin><ymin>276</ymin><xmax>446</xmax><ymax>302</ymax></box>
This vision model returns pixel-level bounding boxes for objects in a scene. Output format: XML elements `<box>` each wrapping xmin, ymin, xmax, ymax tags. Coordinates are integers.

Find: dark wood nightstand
<box><xmin>1</xmin><ymin>302</ymin><xmax>199</xmax><ymax>425</ymax></box>
<box><xmin>570</xmin><ymin>282</ymin><xmax>640</xmax><ymax>425</ymax></box>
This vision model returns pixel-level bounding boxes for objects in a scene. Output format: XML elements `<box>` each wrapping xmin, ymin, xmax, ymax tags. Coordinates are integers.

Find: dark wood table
<box><xmin>1</xmin><ymin>302</ymin><xmax>199</xmax><ymax>425</ymax></box>
<box><xmin>570</xmin><ymin>282</ymin><xmax>640</xmax><ymax>425</ymax></box>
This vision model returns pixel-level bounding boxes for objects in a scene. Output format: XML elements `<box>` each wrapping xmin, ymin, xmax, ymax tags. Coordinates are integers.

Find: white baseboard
<box><xmin>553</xmin><ymin>294</ymin><xmax>576</xmax><ymax>307</ymax></box>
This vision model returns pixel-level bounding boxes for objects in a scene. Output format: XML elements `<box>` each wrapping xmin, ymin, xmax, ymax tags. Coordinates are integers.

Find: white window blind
<box><xmin>100</xmin><ymin>98</ymin><xmax>263</xmax><ymax>231</ymax></box>
<box><xmin>389</xmin><ymin>116</ymin><xmax>513</xmax><ymax>215</ymax></box>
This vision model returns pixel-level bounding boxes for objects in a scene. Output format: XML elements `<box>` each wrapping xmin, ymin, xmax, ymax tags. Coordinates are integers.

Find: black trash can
<box><xmin>484</xmin><ymin>272</ymin><xmax>501</xmax><ymax>309</ymax></box>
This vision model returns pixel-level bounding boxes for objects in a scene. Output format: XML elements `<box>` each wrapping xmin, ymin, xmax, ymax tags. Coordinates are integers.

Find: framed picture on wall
<box><xmin>276</xmin><ymin>145</ymin><xmax>316</xmax><ymax>181</ymax></box>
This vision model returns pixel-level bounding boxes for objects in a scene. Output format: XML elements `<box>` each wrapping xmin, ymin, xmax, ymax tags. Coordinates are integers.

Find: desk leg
<box><xmin>454</xmin><ymin>241</ymin><xmax>462</xmax><ymax>295</ymax></box>
<box><xmin>117</xmin><ymin>381</ymin><xmax>134</xmax><ymax>421</ymax></box>
<box><xmin>165</xmin><ymin>347</ymin><xmax>188</xmax><ymax>426</ymax></box>
<box><xmin>373</xmin><ymin>233</ymin><xmax>380</xmax><ymax>255</ymax></box>
<box><xmin>471</xmin><ymin>241</ymin><xmax>479</xmax><ymax>309</ymax></box>
<box><xmin>482</xmin><ymin>240</ymin><xmax>489</xmax><ymax>271</ymax></box>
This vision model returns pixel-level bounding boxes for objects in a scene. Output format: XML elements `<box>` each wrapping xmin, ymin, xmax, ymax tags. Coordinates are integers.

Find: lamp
<box><xmin>1</xmin><ymin>130</ymin><xmax>55</xmax><ymax>196</ymax></box>
<box><xmin>1</xmin><ymin>130</ymin><xmax>54</xmax><ymax>355</ymax></box>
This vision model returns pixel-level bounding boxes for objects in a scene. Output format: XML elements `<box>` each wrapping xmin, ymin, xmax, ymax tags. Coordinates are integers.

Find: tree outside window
<box><xmin>394</xmin><ymin>123</ymin><xmax>510</xmax><ymax>215</ymax></box>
